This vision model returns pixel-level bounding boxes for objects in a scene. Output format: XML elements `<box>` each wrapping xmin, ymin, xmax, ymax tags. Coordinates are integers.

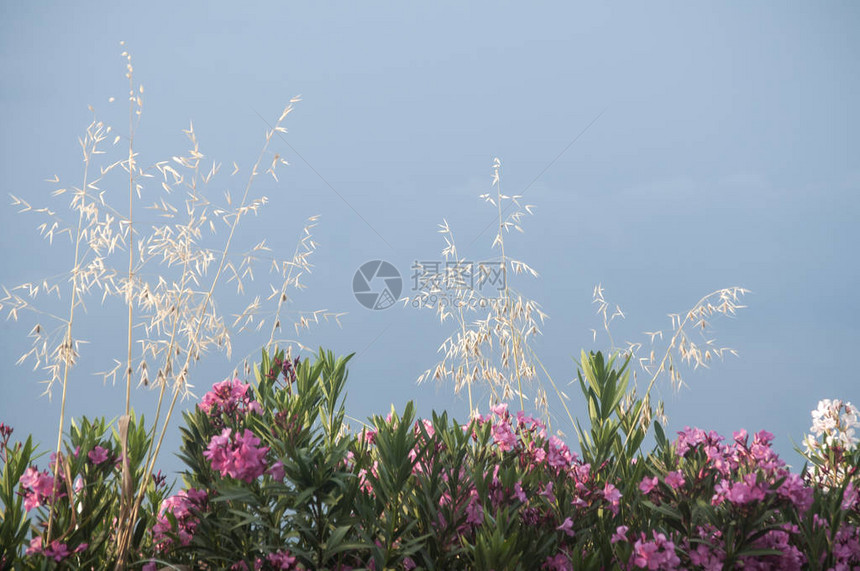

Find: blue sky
<box><xmin>1</xmin><ymin>2</ymin><xmax>858</xmax><ymax>477</ymax></box>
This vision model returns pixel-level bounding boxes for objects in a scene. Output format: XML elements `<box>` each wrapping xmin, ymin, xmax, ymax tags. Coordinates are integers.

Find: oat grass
<box><xmin>415</xmin><ymin>158</ymin><xmax>548</xmax><ymax>420</ymax></box>
<box><xmin>0</xmin><ymin>46</ymin><xmax>337</xmax><ymax>564</ymax></box>
<box><xmin>415</xmin><ymin>159</ymin><xmax>748</xmax><ymax>440</ymax></box>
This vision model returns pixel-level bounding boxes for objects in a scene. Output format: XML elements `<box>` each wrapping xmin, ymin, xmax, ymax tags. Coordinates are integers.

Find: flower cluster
<box><xmin>671</xmin><ymin>426</ymin><xmax>815</xmax><ymax>514</ymax></box>
<box><xmin>227</xmin><ymin>550</ymin><xmax>303</xmax><ymax>571</ymax></box>
<box><xmin>616</xmin><ymin>529</ymin><xmax>681</xmax><ymax>570</ymax></box>
<box><xmin>198</xmin><ymin>378</ymin><xmax>263</xmax><ymax>421</ymax></box>
<box><xmin>542</xmin><ymin>551</ymin><xmax>573</xmax><ymax>571</ymax></box>
<box><xmin>0</xmin><ymin>422</ymin><xmax>12</xmax><ymax>441</ymax></box>
<box><xmin>19</xmin><ymin>466</ymin><xmax>62</xmax><ymax>512</ymax></box>
<box><xmin>613</xmin><ymin>424</ymin><xmax>849</xmax><ymax>569</ymax></box>
<box><xmin>803</xmin><ymin>398</ymin><xmax>860</xmax><ymax>488</ymax></box>
<box><xmin>204</xmin><ymin>428</ymin><xmax>270</xmax><ymax>482</ymax></box>
<box><xmin>832</xmin><ymin>525</ymin><xmax>860</xmax><ymax>568</ymax></box>
<box><xmin>0</xmin><ymin>421</ymin><xmax>13</xmax><ymax>463</ymax></box>
<box><xmin>264</xmin><ymin>550</ymin><xmax>301</xmax><ymax>570</ymax></box>
<box><xmin>684</xmin><ymin>526</ymin><xmax>725</xmax><ymax>570</ymax></box>
<box><xmin>25</xmin><ymin>537</ymin><xmax>87</xmax><ymax>562</ymax></box>
<box><xmin>266</xmin><ymin>355</ymin><xmax>300</xmax><ymax>387</ymax></box>
<box><xmin>151</xmin><ymin>488</ymin><xmax>209</xmax><ymax>551</ymax></box>
<box><xmin>809</xmin><ymin>399</ymin><xmax>859</xmax><ymax>450</ymax></box>
<box><xmin>87</xmin><ymin>445</ymin><xmax>110</xmax><ymax>465</ymax></box>
<box><xmin>738</xmin><ymin>527</ymin><xmax>805</xmax><ymax>571</ymax></box>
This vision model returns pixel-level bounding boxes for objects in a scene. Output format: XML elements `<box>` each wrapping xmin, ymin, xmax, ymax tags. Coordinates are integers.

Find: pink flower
<box><xmin>611</xmin><ymin>525</ymin><xmax>629</xmax><ymax>544</ymax></box>
<box><xmin>542</xmin><ymin>553</ymin><xmax>573</xmax><ymax>570</ymax></box>
<box><xmin>739</xmin><ymin>528</ymin><xmax>804</xmax><ymax>570</ymax></box>
<box><xmin>19</xmin><ymin>467</ymin><xmax>61</xmax><ymax>511</ymax></box>
<box><xmin>630</xmin><ymin>531</ymin><xmax>680</xmax><ymax>570</ymax></box>
<box><xmin>778</xmin><ymin>473</ymin><xmax>814</xmax><ymax>513</ymax></box>
<box><xmin>664</xmin><ymin>471</ymin><xmax>685</xmax><ymax>490</ymax></box>
<box><xmin>540</xmin><ymin>481</ymin><xmax>556</xmax><ymax>503</ymax></box>
<box><xmin>530</xmin><ymin>445</ymin><xmax>547</xmax><ymax>465</ymax></box>
<box><xmin>198</xmin><ymin>378</ymin><xmax>262</xmax><ymax>419</ymax></box>
<box><xmin>547</xmin><ymin>437</ymin><xmax>574</xmax><ymax>469</ymax></box>
<box><xmin>714</xmin><ymin>473</ymin><xmax>767</xmax><ymax>506</ymax></box>
<box><xmin>730</xmin><ymin>473</ymin><xmax>766</xmax><ymax>504</ymax></box>
<box><xmin>513</xmin><ymin>481</ymin><xmax>527</xmax><ymax>503</ymax></box>
<box><xmin>152</xmin><ymin>488</ymin><xmax>208</xmax><ymax>551</ymax></box>
<box><xmin>491</xmin><ymin>421</ymin><xmax>517</xmax><ymax>452</ymax></box>
<box><xmin>689</xmin><ymin>543</ymin><xmax>725</xmax><ymax>571</ymax></box>
<box><xmin>675</xmin><ymin>426</ymin><xmax>708</xmax><ymax>456</ymax></box>
<box><xmin>185</xmin><ymin>488</ymin><xmax>208</xmax><ymax>504</ymax></box>
<box><xmin>43</xmin><ymin>540</ymin><xmax>71</xmax><ymax>562</ymax></box>
<box><xmin>631</xmin><ymin>538</ymin><xmax>660</xmax><ymax>569</ymax></box>
<box><xmin>19</xmin><ymin>466</ymin><xmax>41</xmax><ymax>489</ymax></box>
<box><xmin>466</xmin><ymin>491</ymin><xmax>484</xmax><ymax>526</ymax></box>
<box><xmin>516</xmin><ymin>411</ymin><xmax>547</xmax><ymax>437</ymax></box>
<box><xmin>88</xmin><ymin>445</ymin><xmax>109</xmax><ymax>465</ymax></box>
<box><xmin>602</xmin><ymin>483</ymin><xmax>622</xmax><ymax>515</ymax></box>
<box><xmin>204</xmin><ymin>428</ymin><xmax>269</xmax><ymax>482</ymax></box>
<box><xmin>490</xmin><ymin>402</ymin><xmax>509</xmax><ymax>419</ymax></box>
<box><xmin>357</xmin><ymin>461</ymin><xmax>378</xmax><ymax>495</ymax></box>
<box><xmin>755</xmin><ymin>430</ymin><xmax>774</xmax><ymax>445</ymax></box>
<box><xmin>268</xmin><ymin>460</ymin><xmax>285</xmax><ymax>482</ymax></box>
<box><xmin>556</xmin><ymin>517</ymin><xmax>575</xmax><ymax>537</ymax></box>
<box><xmin>266</xmin><ymin>549</ymin><xmax>299</xmax><ymax>569</ymax></box>
<box><xmin>409</xmin><ymin>444</ymin><xmax>431</xmax><ymax>476</ymax></box>
<box><xmin>362</xmin><ymin>429</ymin><xmax>377</xmax><ymax>445</ymax></box>
<box><xmin>639</xmin><ymin>476</ymin><xmax>658</xmax><ymax>494</ymax></box>
<box><xmin>417</xmin><ymin>418</ymin><xmax>435</xmax><ymax>438</ymax></box>
<box><xmin>842</xmin><ymin>481</ymin><xmax>858</xmax><ymax>511</ymax></box>
<box><xmin>25</xmin><ymin>536</ymin><xmax>44</xmax><ymax>556</ymax></box>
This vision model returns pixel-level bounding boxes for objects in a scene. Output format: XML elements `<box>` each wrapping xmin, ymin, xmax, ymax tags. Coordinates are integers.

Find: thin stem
<box><xmin>47</xmin><ymin>122</ymin><xmax>94</xmax><ymax>543</ymax></box>
<box><xmin>531</xmin><ymin>352</ymin><xmax>569</xmax><ymax>435</ymax></box>
<box><xmin>116</xmin><ymin>141</ymin><xmax>199</xmax><ymax>563</ymax></box>
<box><xmin>625</xmin><ymin>288</ymin><xmax>737</xmax><ymax>439</ymax></box>
<box><xmin>115</xmin><ymin>48</ymin><xmax>141</xmax><ymax>567</ymax></box>
<box><xmin>494</xmin><ymin>161</ymin><xmax>524</xmax><ymax>411</ymax></box>
<box><xmin>122</xmin><ymin>108</ymin><xmax>291</xmax><ymax>554</ymax></box>
<box><xmin>125</xmin><ymin>65</ymin><xmax>135</xmax><ymax>417</ymax></box>
<box><xmin>444</xmin><ymin>226</ymin><xmax>474</xmax><ymax>415</ymax></box>
<box><xmin>266</xmin><ymin>224</ymin><xmax>309</xmax><ymax>350</ymax></box>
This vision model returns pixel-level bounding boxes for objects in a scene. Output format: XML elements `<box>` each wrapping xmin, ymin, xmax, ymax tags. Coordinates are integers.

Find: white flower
<box><xmin>802</xmin><ymin>433</ymin><xmax>819</xmax><ymax>454</ymax></box>
<box><xmin>810</xmin><ymin>399</ymin><xmax>837</xmax><ymax>436</ymax></box>
<box><xmin>839</xmin><ymin>430</ymin><xmax>856</xmax><ymax>450</ymax></box>
<box><xmin>805</xmin><ymin>398</ymin><xmax>859</xmax><ymax>489</ymax></box>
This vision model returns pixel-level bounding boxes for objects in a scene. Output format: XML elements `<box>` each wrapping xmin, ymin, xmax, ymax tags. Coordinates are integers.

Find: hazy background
<box><xmin>1</xmin><ymin>2</ymin><xmax>858</xmax><ymax>477</ymax></box>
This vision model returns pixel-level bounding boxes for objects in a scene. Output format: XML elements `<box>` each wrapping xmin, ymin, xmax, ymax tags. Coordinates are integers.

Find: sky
<box><xmin>1</xmin><ymin>2</ymin><xmax>858</xmax><ymax>478</ymax></box>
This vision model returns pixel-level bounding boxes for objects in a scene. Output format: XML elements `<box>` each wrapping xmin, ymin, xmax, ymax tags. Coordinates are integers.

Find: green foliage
<box><xmin>7</xmin><ymin>346</ymin><xmax>860</xmax><ymax>569</ymax></box>
<box><xmin>170</xmin><ymin>347</ymin><xmax>366</xmax><ymax>569</ymax></box>
<box><xmin>0</xmin><ymin>413</ymin><xmax>167</xmax><ymax>570</ymax></box>
<box><xmin>574</xmin><ymin>350</ymin><xmax>646</xmax><ymax>467</ymax></box>
<box><xmin>0</xmin><ymin>433</ymin><xmax>34</xmax><ymax>568</ymax></box>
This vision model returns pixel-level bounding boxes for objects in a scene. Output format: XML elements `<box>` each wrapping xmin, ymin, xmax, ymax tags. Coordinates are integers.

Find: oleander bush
<box><xmin>3</xmin><ymin>347</ymin><xmax>858</xmax><ymax>570</ymax></box>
